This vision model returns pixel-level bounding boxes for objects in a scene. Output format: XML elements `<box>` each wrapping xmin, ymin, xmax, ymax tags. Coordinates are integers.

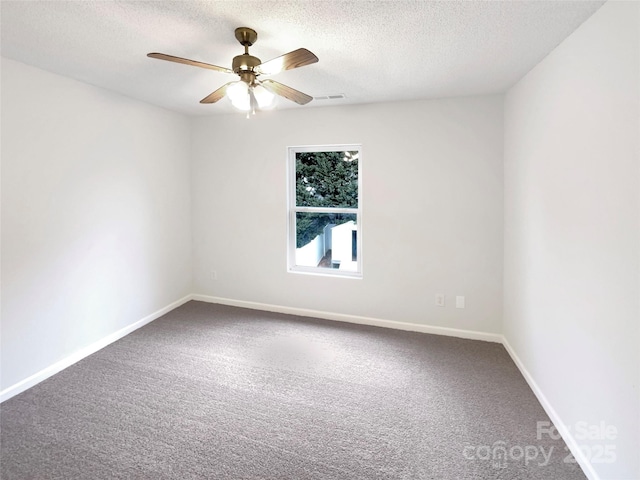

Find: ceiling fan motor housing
<box><xmin>232</xmin><ymin>54</ymin><xmax>261</xmax><ymax>75</ymax></box>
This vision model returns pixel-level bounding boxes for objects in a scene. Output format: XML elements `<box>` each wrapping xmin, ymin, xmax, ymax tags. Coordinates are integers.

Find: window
<box><xmin>287</xmin><ymin>145</ymin><xmax>362</xmax><ymax>277</ymax></box>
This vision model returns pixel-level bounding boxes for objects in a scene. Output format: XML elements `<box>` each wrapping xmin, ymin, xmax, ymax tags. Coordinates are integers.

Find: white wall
<box><xmin>504</xmin><ymin>2</ymin><xmax>639</xmax><ymax>479</ymax></box>
<box><xmin>0</xmin><ymin>58</ymin><xmax>192</xmax><ymax>391</ymax></box>
<box><xmin>191</xmin><ymin>96</ymin><xmax>504</xmax><ymax>333</ymax></box>
<box><xmin>295</xmin><ymin>232</ymin><xmax>325</xmax><ymax>268</ymax></box>
<box><xmin>331</xmin><ymin>221</ymin><xmax>356</xmax><ymax>267</ymax></box>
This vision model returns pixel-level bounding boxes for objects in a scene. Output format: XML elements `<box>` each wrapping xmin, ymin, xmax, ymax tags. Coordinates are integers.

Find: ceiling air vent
<box><xmin>314</xmin><ymin>94</ymin><xmax>346</xmax><ymax>100</ymax></box>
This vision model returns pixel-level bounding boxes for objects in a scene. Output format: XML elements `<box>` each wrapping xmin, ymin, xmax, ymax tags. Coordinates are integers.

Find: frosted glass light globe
<box><xmin>226</xmin><ymin>81</ymin><xmax>250</xmax><ymax>111</ymax></box>
<box><xmin>252</xmin><ymin>84</ymin><xmax>275</xmax><ymax>109</ymax></box>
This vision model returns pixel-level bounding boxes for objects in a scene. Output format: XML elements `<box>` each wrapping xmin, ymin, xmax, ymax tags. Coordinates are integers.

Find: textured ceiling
<box><xmin>1</xmin><ymin>0</ymin><xmax>605</xmax><ymax>116</ymax></box>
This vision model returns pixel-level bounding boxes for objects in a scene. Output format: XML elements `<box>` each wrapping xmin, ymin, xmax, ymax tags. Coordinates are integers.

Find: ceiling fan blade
<box><xmin>147</xmin><ymin>53</ymin><xmax>233</xmax><ymax>74</ymax></box>
<box><xmin>257</xmin><ymin>48</ymin><xmax>318</xmax><ymax>76</ymax></box>
<box><xmin>200</xmin><ymin>83</ymin><xmax>234</xmax><ymax>104</ymax></box>
<box><xmin>261</xmin><ymin>80</ymin><xmax>313</xmax><ymax>105</ymax></box>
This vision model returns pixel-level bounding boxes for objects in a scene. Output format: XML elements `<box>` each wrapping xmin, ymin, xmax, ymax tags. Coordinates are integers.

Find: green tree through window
<box><xmin>295</xmin><ymin>151</ymin><xmax>358</xmax><ymax>246</ymax></box>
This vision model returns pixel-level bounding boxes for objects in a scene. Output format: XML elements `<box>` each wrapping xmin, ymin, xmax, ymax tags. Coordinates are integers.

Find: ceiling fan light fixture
<box><xmin>226</xmin><ymin>80</ymin><xmax>275</xmax><ymax>113</ymax></box>
<box><xmin>252</xmin><ymin>83</ymin><xmax>275</xmax><ymax>109</ymax></box>
<box><xmin>227</xmin><ymin>80</ymin><xmax>250</xmax><ymax>111</ymax></box>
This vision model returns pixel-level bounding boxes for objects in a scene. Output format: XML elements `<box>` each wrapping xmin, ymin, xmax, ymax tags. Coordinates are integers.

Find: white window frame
<box><xmin>287</xmin><ymin>144</ymin><xmax>363</xmax><ymax>278</ymax></box>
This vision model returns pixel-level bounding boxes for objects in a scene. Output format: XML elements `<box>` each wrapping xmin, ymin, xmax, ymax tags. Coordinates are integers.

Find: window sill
<box><xmin>288</xmin><ymin>267</ymin><xmax>362</xmax><ymax>279</ymax></box>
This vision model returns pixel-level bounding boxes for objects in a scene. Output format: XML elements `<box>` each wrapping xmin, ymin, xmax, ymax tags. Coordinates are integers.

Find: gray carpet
<box><xmin>1</xmin><ymin>301</ymin><xmax>586</xmax><ymax>479</ymax></box>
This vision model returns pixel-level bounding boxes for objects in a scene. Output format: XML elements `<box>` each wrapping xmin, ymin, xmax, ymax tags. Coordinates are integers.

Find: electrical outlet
<box><xmin>435</xmin><ymin>294</ymin><xmax>445</xmax><ymax>307</ymax></box>
<box><xmin>456</xmin><ymin>296</ymin><xmax>465</xmax><ymax>308</ymax></box>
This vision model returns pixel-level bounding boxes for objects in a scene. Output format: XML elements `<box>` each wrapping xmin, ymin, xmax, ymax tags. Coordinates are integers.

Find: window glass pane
<box><xmin>295</xmin><ymin>212</ymin><xmax>358</xmax><ymax>271</ymax></box>
<box><xmin>295</xmin><ymin>151</ymin><xmax>359</xmax><ymax>208</ymax></box>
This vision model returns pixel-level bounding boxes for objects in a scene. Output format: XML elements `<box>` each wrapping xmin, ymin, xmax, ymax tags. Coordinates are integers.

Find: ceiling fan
<box><xmin>147</xmin><ymin>27</ymin><xmax>318</xmax><ymax>115</ymax></box>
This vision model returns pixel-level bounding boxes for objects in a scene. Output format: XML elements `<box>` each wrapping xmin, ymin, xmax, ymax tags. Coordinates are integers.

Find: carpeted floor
<box><xmin>1</xmin><ymin>301</ymin><xmax>586</xmax><ymax>479</ymax></box>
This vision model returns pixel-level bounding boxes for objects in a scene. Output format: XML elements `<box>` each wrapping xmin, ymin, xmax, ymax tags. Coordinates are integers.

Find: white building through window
<box><xmin>287</xmin><ymin>145</ymin><xmax>362</xmax><ymax>277</ymax></box>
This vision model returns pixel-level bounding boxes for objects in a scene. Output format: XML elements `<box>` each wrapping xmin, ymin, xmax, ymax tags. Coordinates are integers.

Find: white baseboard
<box><xmin>1</xmin><ymin>293</ymin><xmax>499</xmax><ymax>402</ymax></box>
<box><xmin>0</xmin><ymin>294</ymin><xmax>193</xmax><ymax>403</ymax></box>
<box><xmin>191</xmin><ymin>294</ymin><xmax>503</xmax><ymax>343</ymax></box>
<box><xmin>501</xmin><ymin>337</ymin><xmax>599</xmax><ymax>480</ymax></box>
